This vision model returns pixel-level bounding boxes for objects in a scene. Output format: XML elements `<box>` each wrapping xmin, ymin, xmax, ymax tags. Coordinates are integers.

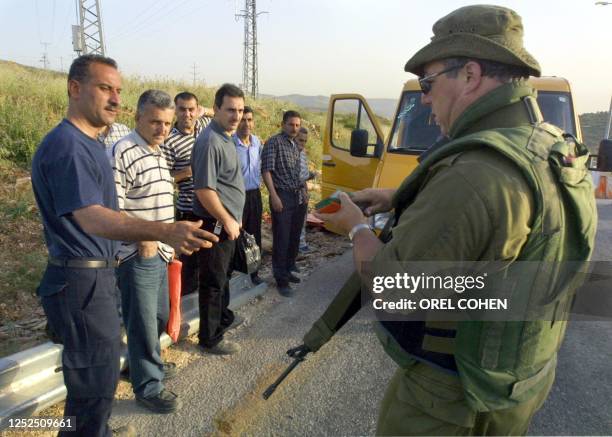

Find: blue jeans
<box><xmin>116</xmin><ymin>254</ymin><xmax>169</xmax><ymax>398</ymax></box>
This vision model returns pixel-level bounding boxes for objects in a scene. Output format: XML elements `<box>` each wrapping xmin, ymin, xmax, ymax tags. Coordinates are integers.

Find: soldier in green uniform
<box><xmin>306</xmin><ymin>4</ymin><xmax>597</xmax><ymax>436</ymax></box>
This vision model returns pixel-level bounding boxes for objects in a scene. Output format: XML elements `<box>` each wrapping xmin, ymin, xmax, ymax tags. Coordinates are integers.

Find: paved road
<box><xmin>109</xmin><ymin>201</ymin><xmax>612</xmax><ymax>436</ymax></box>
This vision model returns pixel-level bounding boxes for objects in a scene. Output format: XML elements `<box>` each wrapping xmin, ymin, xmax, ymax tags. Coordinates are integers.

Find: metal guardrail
<box><xmin>0</xmin><ymin>273</ymin><xmax>267</xmax><ymax>429</ymax></box>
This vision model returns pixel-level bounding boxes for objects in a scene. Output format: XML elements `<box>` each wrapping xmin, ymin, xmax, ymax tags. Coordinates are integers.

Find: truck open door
<box><xmin>321</xmin><ymin>94</ymin><xmax>385</xmax><ymax>199</ymax></box>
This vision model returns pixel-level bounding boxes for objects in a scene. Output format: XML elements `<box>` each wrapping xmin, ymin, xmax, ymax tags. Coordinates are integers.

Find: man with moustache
<box><xmin>306</xmin><ymin>5</ymin><xmax>596</xmax><ymax>435</ymax></box>
<box><xmin>111</xmin><ymin>90</ymin><xmax>180</xmax><ymax>413</ymax></box>
<box><xmin>192</xmin><ymin>83</ymin><xmax>246</xmax><ymax>355</ymax></box>
<box><xmin>31</xmin><ymin>55</ymin><xmax>217</xmax><ymax>436</ymax></box>
<box><xmin>233</xmin><ymin>106</ymin><xmax>264</xmax><ymax>285</ymax></box>
<box><xmin>261</xmin><ymin>110</ymin><xmax>306</xmax><ymax>296</ymax></box>
<box><xmin>161</xmin><ymin>92</ymin><xmax>210</xmax><ymax>296</ymax></box>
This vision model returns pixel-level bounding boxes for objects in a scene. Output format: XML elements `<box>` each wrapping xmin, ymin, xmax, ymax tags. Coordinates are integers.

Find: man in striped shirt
<box><xmin>112</xmin><ymin>90</ymin><xmax>180</xmax><ymax>414</ymax></box>
<box><xmin>161</xmin><ymin>92</ymin><xmax>211</xmax><ymax>296</ymax></box>
<box><xmin>98</xmin><ymin>121</ymin><xmax>131</xmax><ymax>152</ymax></box>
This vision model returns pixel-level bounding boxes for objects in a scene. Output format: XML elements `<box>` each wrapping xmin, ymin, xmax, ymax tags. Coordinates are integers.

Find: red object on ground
<box><xmin>167</xmin><ymin>259</ymin><xmax>182</xmax><ymax>343</ymax></box>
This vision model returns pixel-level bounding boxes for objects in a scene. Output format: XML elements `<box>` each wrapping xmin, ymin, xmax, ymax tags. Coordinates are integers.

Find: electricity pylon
<box><xmin>72</xmin><ymin>0</ymin><xmax>106</xmax><ymax>56</ymax></box>
<box><xmin>236</xmin><ymin>0</ymin><xmax>266</xmax><ymax>98</ymax></box>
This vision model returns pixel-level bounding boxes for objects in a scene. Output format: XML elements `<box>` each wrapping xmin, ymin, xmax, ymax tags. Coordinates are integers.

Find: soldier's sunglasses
<box><xmin>418</xmin><ymin>65</ymin><xmax>462</xmax><ymax>95</ymax></box>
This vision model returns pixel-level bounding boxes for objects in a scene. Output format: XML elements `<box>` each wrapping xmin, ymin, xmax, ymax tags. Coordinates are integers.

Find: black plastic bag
<box><xmin>233</xmin><ymin>230</ymin><xmax>261</xmax><ymax>274</ymax></box>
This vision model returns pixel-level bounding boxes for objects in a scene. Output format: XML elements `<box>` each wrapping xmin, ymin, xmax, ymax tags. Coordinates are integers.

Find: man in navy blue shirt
<box><xmin>31</xmin><ymin>55</ymin><xmax>217</xmax><ymax>437</ymax></box>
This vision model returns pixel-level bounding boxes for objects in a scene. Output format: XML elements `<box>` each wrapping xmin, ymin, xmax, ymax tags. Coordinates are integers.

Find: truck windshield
<box><xmin>388</xmin><ymin>91</ymin><xmax>576</xmax><ymax>153</ymax></box>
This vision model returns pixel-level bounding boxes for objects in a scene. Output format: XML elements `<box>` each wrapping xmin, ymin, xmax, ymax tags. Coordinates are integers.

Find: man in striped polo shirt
<box><xmin>112</xmin><ymin>90</ymin><xmax>180</xmax><ymax>414</ymax></box>
<box><xmin>161</xmin><ymin>92</ymin><xmax>211</xmax><ymax>296</ymax></box>
<box><xmin>98</xmin><ymin>121</ymin><xmax>131</xmax><ymax>153</ymax></box>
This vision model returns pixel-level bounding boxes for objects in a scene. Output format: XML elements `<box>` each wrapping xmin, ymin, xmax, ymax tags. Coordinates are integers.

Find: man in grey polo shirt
<box><xmin>192</xmin><ymin>83</ymin><xmax>246</xmax><ymax>355</ymax></box>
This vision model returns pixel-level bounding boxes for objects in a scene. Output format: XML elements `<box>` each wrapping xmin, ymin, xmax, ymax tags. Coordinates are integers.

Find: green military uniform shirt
<box><xmin>372</xmin><ymin>83</ymin><xmax>539</xmax><ymax>432</ymax></box>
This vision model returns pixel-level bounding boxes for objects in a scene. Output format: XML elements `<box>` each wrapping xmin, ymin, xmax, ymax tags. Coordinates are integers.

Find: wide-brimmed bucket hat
<box><xmin>404</xmin><ymin>4</ymin><xmax>541</xmax><ymax>77</ymax></box>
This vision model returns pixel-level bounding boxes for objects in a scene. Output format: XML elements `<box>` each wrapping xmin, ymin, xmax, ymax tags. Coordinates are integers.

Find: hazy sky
<box><xmin>1</xmin><ymin>0</ymin><xmax>610</xmax><ymax>113</ymax></box>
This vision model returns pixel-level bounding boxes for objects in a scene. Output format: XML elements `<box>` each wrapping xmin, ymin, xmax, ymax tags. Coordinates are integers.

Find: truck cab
<box><xmin>321</xmin><ymin>77</ymin><xmax>582</xmax><ymax>230</ymax></box>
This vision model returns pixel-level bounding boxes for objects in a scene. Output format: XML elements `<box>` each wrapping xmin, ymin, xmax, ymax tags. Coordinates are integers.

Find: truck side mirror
<box><xmin>350</xmin><ymin>129</ymin><xmax>369</xmax><ymax>157</ymax></box>
<box><xmin>597</xmin><ymin>139</ymin><xmax>612</xmax><ymax>171</ymax></box>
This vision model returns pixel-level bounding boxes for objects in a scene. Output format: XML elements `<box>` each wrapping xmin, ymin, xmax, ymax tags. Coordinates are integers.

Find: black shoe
<box><xmin>299</xmin><ymin>244</ymin><xmax>312</xmax><ymax>253</ymax></box>
<box><xmin>251</xmin><ymin>275</ymin><xmax>264</xmax><ymax>285</ymax></box>
<box><xmin>136</xmin><ymin>389</ymin><xmax>181</xmax><ymax>414</ymax></box>
<box><xmin>112</xmin><ymin>424</ymin><xmax>137</xmax><ymax>437</ymax></box>
<box><xmin>162</xmin><ymin>362</ymin><xmax>177</xmax><ymax>380</ymax></box>
<box><xmin>121</xmin><ymin>362</ymin><xmax>177</xmax><ymax>382</ymax></box>
<box><xmin>277</xmin><ymin>283</ymin><xmax>294</xmax><ymax>297</ymax></box>
<box><xmin>222</xmin><ymin>315</ymin><xmax>244</xmax><ymax>334</ymax></box>
<box><xmin>200</xmin><ymin>339</ymin><xmax>241</xmax><ymax>355</ymax></box>
<box><xmin>288</xmin><ymin>273</ymin><xmax>301</xmax><ymax>284</ymax></box>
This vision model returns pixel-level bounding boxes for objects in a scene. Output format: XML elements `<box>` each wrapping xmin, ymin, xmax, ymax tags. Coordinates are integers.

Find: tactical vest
<box><xmin>375</xmin><ymin>121</ymin><xmax>597</xmax><ymax>412</ymax></box>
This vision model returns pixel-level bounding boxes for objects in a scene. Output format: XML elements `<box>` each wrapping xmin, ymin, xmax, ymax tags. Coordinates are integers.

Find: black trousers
<box><xmin>197</xmin><ymin>222</ymin><xmax>236</xmax><ymax>347</ymax></box>
<box><xmin>176</xmin><ymin>210</ymin><xmax>199</xmax><ymax>296</ymax></box>
<box><xmin>40</xmin><ymin>266</ymin><xmax>121</xmax><ymax>437</ymax></box>
<box><xmin>242</xmin><ymin>189</ymin><xmax>263</xmax><ymax>277</ymax></box>
<box><xmin>271</xmin><ymin>189</ymin><xmax>307</xmax><ymax>284</ymax></box>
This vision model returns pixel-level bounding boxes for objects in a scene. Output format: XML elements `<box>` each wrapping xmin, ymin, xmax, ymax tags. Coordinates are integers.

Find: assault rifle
<box><xmin>262</xmin><ymin>345</ymin><xmax>310</xmax><ymax>399</ymax></box>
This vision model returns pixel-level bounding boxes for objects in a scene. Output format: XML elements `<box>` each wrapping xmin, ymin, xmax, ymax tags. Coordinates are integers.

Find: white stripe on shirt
<box><xmin>112</xmin><ymin>130</ymin><xmax>175</xmax><ymax>262</ymax></box>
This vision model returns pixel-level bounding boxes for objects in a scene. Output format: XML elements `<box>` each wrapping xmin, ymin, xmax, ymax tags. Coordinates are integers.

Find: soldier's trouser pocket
<box><xmin>377</xmin><ymin>363</ymin><xmax>554</xmax><ymax>436</ymax></box>
<box><xmin>377</xmin><ymin>364</ymin><xmax>476</xmax><ymax>436</ymax></box>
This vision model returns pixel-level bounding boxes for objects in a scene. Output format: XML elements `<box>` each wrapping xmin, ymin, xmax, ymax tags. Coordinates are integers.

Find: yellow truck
<box><xmin>321</xmin><ymin>77</ymin><xmax>582</xmax><ymax>230</ymax></box>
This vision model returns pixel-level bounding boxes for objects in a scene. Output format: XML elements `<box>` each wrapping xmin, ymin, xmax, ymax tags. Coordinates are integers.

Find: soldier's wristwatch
<box><xmin>349</xmin><ymin>223</ymin><xmax>372</xmax><ymax>241</ymax></box>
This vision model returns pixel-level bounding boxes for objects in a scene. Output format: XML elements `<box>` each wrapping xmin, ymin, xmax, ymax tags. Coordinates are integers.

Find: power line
<box><xmin>122</xmin><ymin>0</ymin><xmax>210</xmax><ymax>47</ymax></box>
<box><xmin>108</xmin><ymin>0</ymin><xmax>192</xmax><ymax>43</ymax></box>
<box><xmin>106</xmin><ymin>0</ymin><xmax>167</xmax><ymax>40</ymax></box>
<box><xmin>34</xmin><ymin>0</ymin><xmax>42</xmax><ymax>43</ymax></box>
<box><xmin>50</xmin><ymin>0</ymin><xmax>57</xmax><ymax>43</ymax></box>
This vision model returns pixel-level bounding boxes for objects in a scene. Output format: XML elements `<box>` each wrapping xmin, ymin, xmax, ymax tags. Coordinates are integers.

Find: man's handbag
<box><xmin>233</xmin><ymin>230</ymin><xmax>261</xmax><ymax>275</ymax></box>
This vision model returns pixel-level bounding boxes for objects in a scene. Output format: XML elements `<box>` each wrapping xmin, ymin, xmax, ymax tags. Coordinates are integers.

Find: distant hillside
<box><xmin>3</xmin><ymin>58</ymin><xmax>606</xmax><ymax>156</ymax></box>
<box><xmin>580</xmin><ymin>111</ymin><xmax>610</xmax><ymax>152</ymax></box>
<box><xmin>0</xmin><ymin>60</ymin><xmax>325</xmax><ymax>169</ymax></box>
<box><xmin>262</xmin><ymin>93</ymin><xmax>398</xmax><ymax>119</ymax></box>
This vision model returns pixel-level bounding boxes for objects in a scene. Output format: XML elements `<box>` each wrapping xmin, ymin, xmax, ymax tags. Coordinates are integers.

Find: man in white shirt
<box><xmin>112</xmin><ymin>90</ymin><xmax>180</xmax><ymax>414</ymax></box>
